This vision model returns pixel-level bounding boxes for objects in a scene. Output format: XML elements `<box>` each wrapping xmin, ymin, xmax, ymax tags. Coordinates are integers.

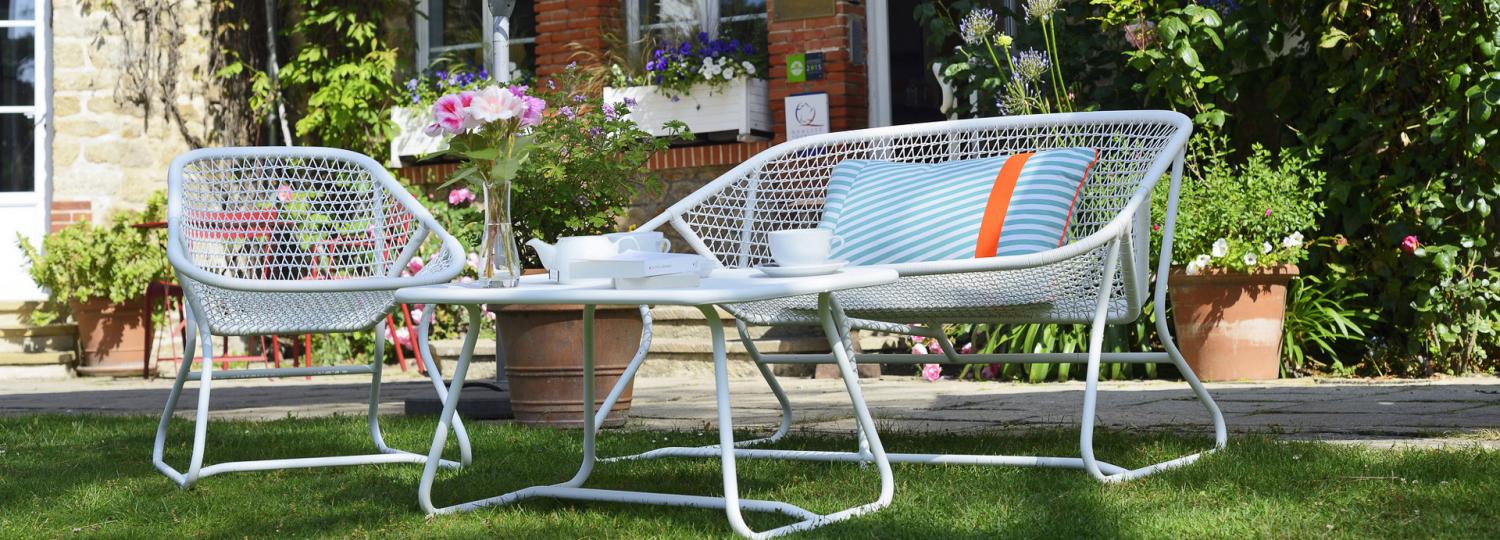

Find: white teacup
<box><xmin>605</xmin><ymin>231</ymin><xmax>671</xmax><ymax>253</ymax></box>
<box><xmin>767</xmin><ymin>229</ymin><xmax>844</xmax><ymax>267</ymax></box>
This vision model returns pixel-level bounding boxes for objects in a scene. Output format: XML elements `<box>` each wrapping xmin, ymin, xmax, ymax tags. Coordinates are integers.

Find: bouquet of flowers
<box><xmin>422</xmin><ymin>84</ymin><xmax>548</xmax><ymax>287</ymax></box>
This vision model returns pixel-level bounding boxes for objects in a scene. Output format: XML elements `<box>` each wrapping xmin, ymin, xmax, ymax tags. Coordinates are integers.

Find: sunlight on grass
<box><xmin>0</xmin><ymin>415</ymin><xmax>1496</xmax><ymax>538</ymax></box>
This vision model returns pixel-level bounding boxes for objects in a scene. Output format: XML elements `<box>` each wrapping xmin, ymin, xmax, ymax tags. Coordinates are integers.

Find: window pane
<box><xmin>0</xmin><ymin>114</ymin><xmax>34</xmax><ymax>192</ymax></box>
<box><xmin>718</xmin><ymin>0</ymin><xmax>766</xmax><ymax>57</ymax></box>
<box><xmin>509</xmin><ymin>0</ymin><xmax>536</xmax><ymax>39</ymax></box>
<box><xmin>719</xmin><ymin>0</ymin><xmax>763</xmax><ymax>17</ymax></box>
<box><xmin>2</xmin><ymin>1</ymin><xmax>36</xmax><ymax>20</ymax></box>
<box><xmin>1</xmin><ymin>25</ymin><xmax>35</xmax><ymax>106</ymax></box>
<box><xmin>640</xmin><ymin>0</ymin><xmax>699</xmax><ymax>44</ymax></box>
<box><xmin>426</xmin><ymin>0</ymin><xmax>484</xmax><ymax>70</ymax></box>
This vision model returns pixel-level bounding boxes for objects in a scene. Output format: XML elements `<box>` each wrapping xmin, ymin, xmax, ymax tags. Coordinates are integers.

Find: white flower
<box><xmin>1243</xmin><ymin>253</ymin><xmax>1258</xmax><ymax>267</ymax></box>
<box><xmin>1186</xmin><ymin>260</ymin><xmax>1204</xmax><ymax>275</ymax></box>
<box><xmin>1290</xmin><ymin>231</ymin><xmax>1304</xmax><ymax>244</ymax></box>
<box><xmin>1195</xmin><ymin>254</ymin><xmax>1211</xmax><ymax>267</ymax></box>
<box><xmin>742</xmin><ymin>61</ymin><xmax>756</xmax><ymax>75</ymax></box>
<box><xmin>723</xmin><ymin>71</ymin><xmax>734</xmax><ymax>80</ymax></box>
<box><xmin>1261</xmin><ymin>242</ymin><xmax>1273</xmax><ymax>254</ymax></box>
<box><xmin>1281</xmin><ymin>235</ymin><xmax>1298</xmax><ymax>248</ymax></box>
<box><xmin>1212</xmin><ymin>238</ymin><xmax>1229</xmax><ymax>258</ymax></box>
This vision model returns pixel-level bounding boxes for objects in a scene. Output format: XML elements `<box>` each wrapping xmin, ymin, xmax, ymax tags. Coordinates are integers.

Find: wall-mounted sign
<box><xmin>774</xmin><ymin>0</ymin><xmax>836</xmax><ymax>21</ymax></box>
<box><xmin>805</xmin><ymin>52</ymin><xmax>825</xmax><ymax>80</ymax></box>
<box><xmin>787</xmin><ymin>53</ymin><xmax>806</xmax><ymax>83</ymax></box>
<box><xmin>786</xmin><ymin>92</ymin><xmax>830</xmax><ymax>141</ymax></box>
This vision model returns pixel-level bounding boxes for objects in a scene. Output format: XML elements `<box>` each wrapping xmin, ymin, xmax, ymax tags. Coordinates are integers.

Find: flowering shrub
<box><xmin>1152</xmin><ymin>137</ymin><xmax>1326</xmax><ymax>274</ymax></box>
<box><xmin>918</xmin><ymin>0</ymin><xmax>1076</xmax><ymax>116</ymax></box>
<box><xmin>631</xmin><ymin>31</ymin><xmax>766</xmax><ymax>97</ymax></box>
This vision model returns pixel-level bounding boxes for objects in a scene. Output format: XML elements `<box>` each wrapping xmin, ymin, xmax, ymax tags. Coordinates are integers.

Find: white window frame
<box><xmin>0</xmin><ymin>2</ymin><xmax>50</xmax><ymax>203</ymax></box>
<box><xmin>625</xmin><ymin>0</ymin><xmax>768</xmax><ymax>60</ymax></box>
<box><xmin>415</xmin><ymin>0</ymin><xmax>535</xmax><ymax>80</ymax></box>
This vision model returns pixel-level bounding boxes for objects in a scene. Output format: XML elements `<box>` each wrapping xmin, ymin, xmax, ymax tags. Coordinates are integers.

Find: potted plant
<box><xmin>1155</xmin><ymin>139</ymin><xmax>1327</xmax><ymax>381</ymax></box>
<box><xmin>19</xmin><ymin>192</ymin><xmax>172</xmax><ymax>377</ymax></box>
<box><xmin>415</xmin><ymin>65</ymin><xmax>683</xmax><ymax>426</ymax></box>
<box><xmin>604</xmin><ymin>32</ymin><xmax>771</xmax><ymax>142</ymax></box>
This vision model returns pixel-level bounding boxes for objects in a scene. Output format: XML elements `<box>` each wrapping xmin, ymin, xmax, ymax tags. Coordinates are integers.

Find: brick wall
<box><xmin>533</xmin><ymin>0</ymin><xmax>623</xmax><ymax>78</ymax></box>
<box><xmin>48</xmin><ymin>201</ymin><xmax>92</xmax><ymax>233</ymax></box>
<box><xmin>767</xmin><ymin>0</ymin><xmax>868</xmax><ymax>140</ymax></box>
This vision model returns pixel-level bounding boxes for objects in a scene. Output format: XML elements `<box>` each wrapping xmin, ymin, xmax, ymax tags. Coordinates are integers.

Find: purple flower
<box><xmin>520</xmin><ymin>95</ymin><xmax>546</xmax><ymax>127</ymax></box>
<box><xmin>603</xmin><ymin>103</ymin><xmax>618</xmax><ymax>120</ymax></box>
<box><xmin>547</xmin><ymin>79</ymin><xmax>557</xmax><ymax>89</ymax></box>
<box><xmin>566</xmin><ymin>61</ymin><xmax>578</xmax><ymax>70</ymax></box>
<box><xmin>571</xmin><ymin>94</ymin><xmax>585</xmax><ymax>104</ymax></box>
<box><xmin>559</xmin><ymin>106</ymin><xmax>576</xmax><ymax>119</ymax></box>
<box><xmin>588</xmin><ymin>126</ymin><xmax>603</xmax><ymax>138</ymax></box>
<box><xmin>623</xmin><ymin>97</ymin><xmax>637</xmax><ymax>107</ymax></box>
<box><xmin>960</xmin><ymin>8</ymin><xmax>998</xmax><ymax>45</ymax></box>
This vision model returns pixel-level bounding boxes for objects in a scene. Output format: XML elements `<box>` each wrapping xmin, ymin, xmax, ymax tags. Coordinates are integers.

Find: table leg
<box><xmin>695</xmin><ymin>304</ymin><xmax>757</xmax><ymax>538</ymax></box>
<box><xmin>418</xmin><ymin>305</ymin><xmax>483</xmax><ymax>515</ymax></box>
<box><xmin>563</xmin><ymin>304</ymin><xmax>598</xmax><ymax>487</ymax></box>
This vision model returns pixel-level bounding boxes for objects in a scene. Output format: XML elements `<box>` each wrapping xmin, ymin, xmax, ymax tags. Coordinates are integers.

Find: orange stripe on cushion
<box><xmin>975</xmin><ymin>153</ymin><xmax>1034</xmax><ymax>258</ymax></box>
<box><xmin>1057</xmin><ymin>149</ymin><xmax>1102</xmax><ymax>246</ymax></box>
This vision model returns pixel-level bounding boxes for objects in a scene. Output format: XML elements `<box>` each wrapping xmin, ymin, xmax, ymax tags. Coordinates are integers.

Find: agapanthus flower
<box><xmin>1013</xmin><ymin>48</ymin><xmax>1050</xmax><ymax>82</ymax></box>
<box><xmin>1024</xmin><ymin>0</ymin><xmax>1062</xmax><ymax>22</ymax></box>
<box><xmin>959</xmin><ymin>8</ymin><xmax>998</xmax><ymax>45</ymax></box>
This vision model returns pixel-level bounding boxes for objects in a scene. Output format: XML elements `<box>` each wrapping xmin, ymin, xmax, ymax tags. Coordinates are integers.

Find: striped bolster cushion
<box><xmin>818</xmin><ymin>147</ymin><xmax>1099</xmax><ymax>265</ymax></box>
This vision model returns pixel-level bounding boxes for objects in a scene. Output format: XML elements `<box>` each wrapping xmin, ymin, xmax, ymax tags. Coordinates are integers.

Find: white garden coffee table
<box><xmin>396</xmin><ymin>267</ymin><xmax>900</xmax><ymax>539</ymax></box>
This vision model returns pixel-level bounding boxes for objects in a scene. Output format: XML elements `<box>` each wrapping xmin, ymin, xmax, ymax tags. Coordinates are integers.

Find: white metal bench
<box><xmin>626</xmin><ymin>111</ymin><xmax>1226</xmax><ymax>482</ymax></box>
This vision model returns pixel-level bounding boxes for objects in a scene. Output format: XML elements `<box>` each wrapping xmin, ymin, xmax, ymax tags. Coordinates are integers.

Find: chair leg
<box><xmin>153</xmin><ymin>313</ymin><xmax>214</xmax><ymax>488</ymax></box>
<box><xmin>369</xmin><ymin>331</ymin><xmax>393</xmax><ymax>453</ymax></box>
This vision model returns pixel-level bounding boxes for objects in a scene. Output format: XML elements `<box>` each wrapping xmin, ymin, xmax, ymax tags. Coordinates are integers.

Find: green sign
<box><xmin>787</xmin><ymin>53</ymin><xmax>806</xmax><ymax>83</ymax></box>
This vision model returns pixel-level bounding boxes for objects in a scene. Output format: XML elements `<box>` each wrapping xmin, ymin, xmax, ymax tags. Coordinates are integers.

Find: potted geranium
<box><xmin>415</xmin><ymin>66</ymin><xmax>684</xmax><ymax>426</ymax></box>
<box><xmin>1156</xmin><ymin>139</ymin><xmax>1327</xmax><ymax>381</ymax></box>
<box><xmin>19</xmin><ymin>192</ymin><xmax>172</xmax><ymax>376</ymax></box>
<box><xmin>605</xmin><ymin>32</ymin><xmax>771</xmax><ymax>141</ymax></box>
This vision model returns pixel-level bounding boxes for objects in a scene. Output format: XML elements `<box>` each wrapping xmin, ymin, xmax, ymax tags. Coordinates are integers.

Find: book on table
<box><xmin>569</xmin><ymin>251</ymin><xmax>703</xmax><ymax>280</ymax></box>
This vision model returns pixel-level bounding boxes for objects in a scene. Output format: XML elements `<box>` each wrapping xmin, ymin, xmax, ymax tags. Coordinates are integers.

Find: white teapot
<box><xmin>525</xmin><ymin>235</ymin><xmax>617</xmax><ymax>283</ymax></box>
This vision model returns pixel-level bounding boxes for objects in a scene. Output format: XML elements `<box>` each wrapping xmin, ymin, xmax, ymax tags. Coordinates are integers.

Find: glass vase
<box><xmin>479</xmin><ymin>182</ymin><xmax>522</xmax><ymax>288</ymax></box>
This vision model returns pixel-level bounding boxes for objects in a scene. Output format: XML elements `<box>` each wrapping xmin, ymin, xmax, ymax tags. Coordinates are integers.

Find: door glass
<box><xmin>639</xmin><ymin>0</ymin><xmax>699</xmax><ymax>44</ymax></box>
<box><xmin>0</xmin><ymin>113</ymin><xmax>34</xmax><ymax>192</ymax></box>
<box><xmin>1</xmin><ymin>22</ymin><xmax>35</xmax><ymax>106</ymax></box>
<box><xmin>1</xmin><ymin>1</ymin><xmax>35</xmax><ymax>18</ymax></box>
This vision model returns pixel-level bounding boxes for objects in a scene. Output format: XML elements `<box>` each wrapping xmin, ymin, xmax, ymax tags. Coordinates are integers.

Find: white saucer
<box><xmin>754</xmin><ymin>260</ymin><xmax>848</xmax><ymax>277</ymax></box>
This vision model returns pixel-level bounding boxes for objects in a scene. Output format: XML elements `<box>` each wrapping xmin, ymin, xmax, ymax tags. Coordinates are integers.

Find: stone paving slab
<box><xmin>1</xmin><ymin>371</ymin><xmax>1498</xmax><ymax>448</ymax></box>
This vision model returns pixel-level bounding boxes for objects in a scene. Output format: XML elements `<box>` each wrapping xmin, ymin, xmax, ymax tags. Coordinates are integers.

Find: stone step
<box><xmin>427</xmin><ymin>338</ymin><xmax>496</xmax><ymax>362</ymax></box>
<box><xmin>0</xmin><ymin>351</ymin><xmax>75</xmax><ymax>366</ymax></box>
<box><xmin>0</xmin><ymin>323</ymin><xmax>78</xmax><ymax>354</ymax></box>
<box><xmin>0</xmin><ymin>364</ymin><xmax>72</xmax><ymax>381</ymax></box>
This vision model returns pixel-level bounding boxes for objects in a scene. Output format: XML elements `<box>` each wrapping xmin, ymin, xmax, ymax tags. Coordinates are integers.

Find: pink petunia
<box><xmin>1400</xmin><ymin>235</ymin><xmax>1420</xmax><ymax>255</ymax></box>
<box><xmin>921</xmin><ymin>363</ymin><xmax>942</xmax><ymax>382</ymax></box>
<box><xmin>384</xmin><ymin>326</ymin><xmax>412</xmax><ymax>347</ymax></box>
<box><xmin>432</xmin><ymin>94</ymin><xmax>468</xmax><ymax>134</ymax></box>
<box><xmin>407</xmin><ymin>256</ymin><xmax>425</xmax><ymax>275</ymax></box>
<box><xmin>276</xmin><ymin>184</ymin><xmax>293</xmax><ymax>203</ymax></box>
<box><xmin>911</xmin><ymin>343</ymin><xmax>929</xmax><ymax>355</ymax></box>
<box><xmin>448</xmin><ymin>187</ymin><xmax>475</xmax><ymax>206</ymax></box>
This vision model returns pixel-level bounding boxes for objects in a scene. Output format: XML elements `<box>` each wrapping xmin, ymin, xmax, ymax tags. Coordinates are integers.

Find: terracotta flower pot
<box><xmin>1167</xmin><ymin>265</ymin><xmax>1298</xmax><ymax>381</ymax></box>
<box><xmin>497</xmin><ymin>303</ymin><xmax>643</xmax><ymax>428</ymax></box>
<box><xmin>69</xmin><ymin>296</ymin><xmax>150</xmax><ymax>377</ymax></box>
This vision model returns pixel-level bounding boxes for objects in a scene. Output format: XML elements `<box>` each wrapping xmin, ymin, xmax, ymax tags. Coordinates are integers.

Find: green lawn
<box><xmin>1</xmin><ymin>415</ymin><xmax>1496</xmax><ymax>539</ymax></box>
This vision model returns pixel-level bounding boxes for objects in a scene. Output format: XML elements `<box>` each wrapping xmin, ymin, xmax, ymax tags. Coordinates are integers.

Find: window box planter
<box><xmin>388</xmin><ymin>106</ymin><xmax>447</xmax><ymax>167</ymax></box>
<box><xmin>604</xmin><ymin>77</ymin><xmax>772</xmax><ymax>142</ymax></box>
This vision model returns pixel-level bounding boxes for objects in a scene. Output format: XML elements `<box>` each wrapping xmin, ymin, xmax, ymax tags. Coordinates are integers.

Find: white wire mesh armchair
<box><xmin>155</xmin><ymin>146</ymin><xmax>472</xmax><ymax>488</ymax></box>
<box><xmin>628</xmin><ymin>110</ymin><xmax>1226</xmax><ymax>482</ymax></box>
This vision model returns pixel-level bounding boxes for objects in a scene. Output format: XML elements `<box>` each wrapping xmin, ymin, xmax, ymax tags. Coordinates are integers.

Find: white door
<box><xmin>1</xmin><ymin>0</ymin><xmax>49</xmax><ymax>301</ymax></box>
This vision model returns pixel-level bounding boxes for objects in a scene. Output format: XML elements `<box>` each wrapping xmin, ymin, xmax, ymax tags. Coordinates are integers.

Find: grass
<box><xmin>1</xmin><ymin>415</ymin><xmax>1498</xmax><ymax>539</ymax></box>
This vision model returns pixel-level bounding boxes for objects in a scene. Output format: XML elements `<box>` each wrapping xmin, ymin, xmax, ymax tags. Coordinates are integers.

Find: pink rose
<box><xmin>448</xmin><ymin>187</ymin><xmax>475</xmax><ymax>206</ymax></box>
<box><xmin>1400</xmin><ymin>235</ymin><xmax>1420</xmax><ymax>255</ymax></box>
<box><xmin>921</xmin><ymin>363</ymin><xmax>942</xmax><ymax>382</ymax></box>
<box><xmin>276</xmin><ymin>184</ymin><xmax>293</xmax><ymax>203</ymax></box>
<box><xmin>432</xmin><ymin>93</ymin><xmax>468</xmax><ymax>134</ymax></box>
<box><xmin>960</xmin><ymin>342</ymin><xmax>975</xmax><ymax>354</ymax></box>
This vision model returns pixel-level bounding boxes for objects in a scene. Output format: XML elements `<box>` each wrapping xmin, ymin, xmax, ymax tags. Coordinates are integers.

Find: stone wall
<box><xmin>49</xmin><ymin>0</ymin><xmax>217</xmax><ymax>221</ymax></box>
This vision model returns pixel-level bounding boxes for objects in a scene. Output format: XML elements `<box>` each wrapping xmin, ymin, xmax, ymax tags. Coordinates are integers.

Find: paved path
<box><xmin>2</xmin><ymin>370</ymin><xmax>1498</xmax><ymax>448</ymax></box>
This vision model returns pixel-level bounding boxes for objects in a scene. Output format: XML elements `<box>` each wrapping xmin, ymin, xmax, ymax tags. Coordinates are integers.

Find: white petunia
<box><xmin>1212</xmin><ymin>238</ymin><xmax>1229</xmax><ymax>258</ymax></box>
<box><xmin>1186</xmin><ymin>260</ymin><xmax>1204</xmax><ymax>275</ymax></box>
<box><xmin>1281</xmin><ymin>235</ymin><xmax>1298</xmax><ymax>248</ymax></box>
<box><xmin>1243</xmin><ymin>253</ymin><xmax>1258</xmax><ymax>267</ymax></box>
<box><xmin>1261</xmin><ymin>242</ymin><xmax>1273</xmax><ymax>254</ymax></box>
<box><xmin>742</xmin><ymin>61</ymin><xmax>756</xmax><ymax>75</ymax></box>
<box><xmin>723</xmin><ymin>71</ymin><xmax>734</xmax><ymax>80</ymax></box>
<box><xmin>1290</xmin><ymin>231</ymin><xmax>1304</xmax><ymax>244</ymax></box>
<box><xmin>1195</xmin><ymin>254</ymin><xmax>1211</xmax><ymax>267</ymax></box>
